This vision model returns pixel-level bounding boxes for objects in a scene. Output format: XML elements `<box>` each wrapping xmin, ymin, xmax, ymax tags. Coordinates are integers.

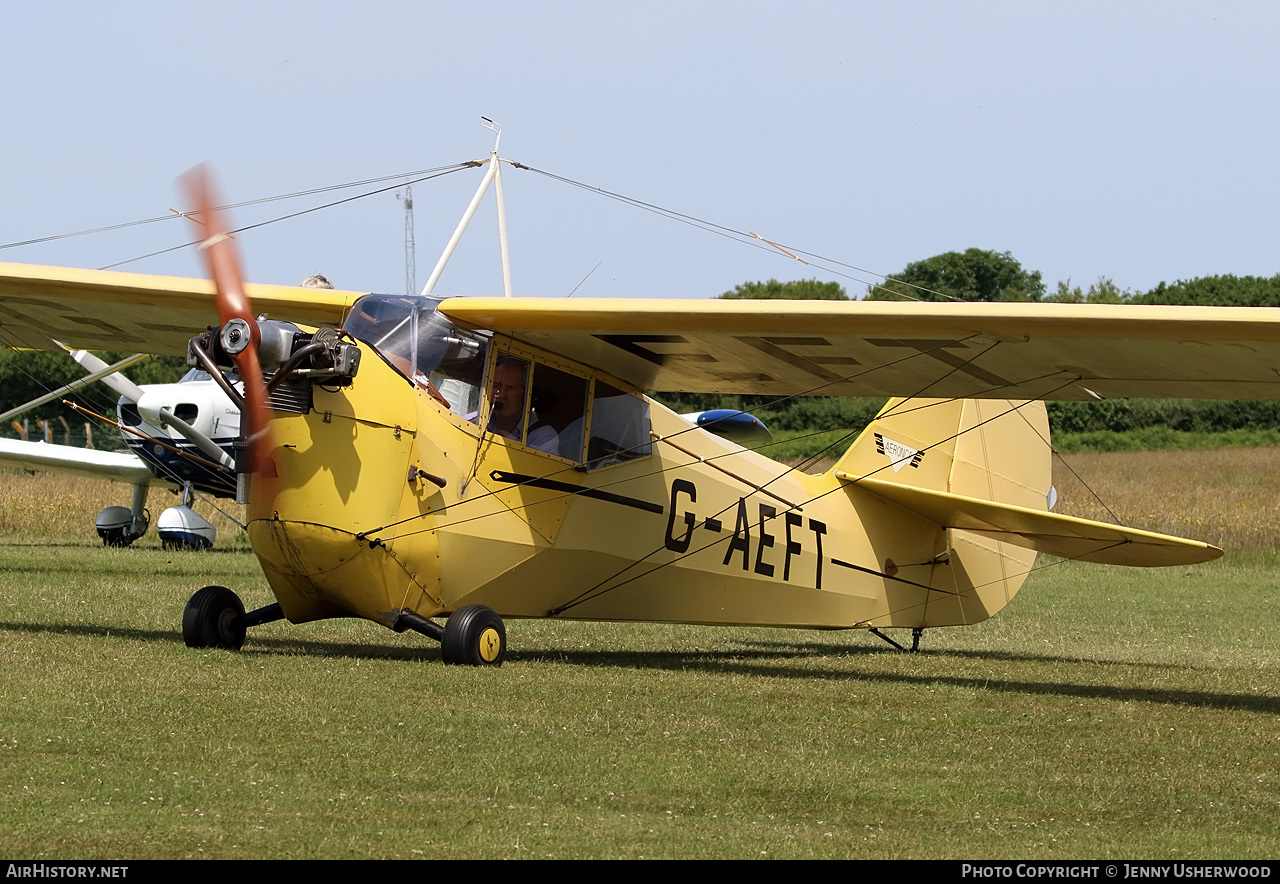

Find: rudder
<box><xmin>831</xmin><ymin>397</ymin><xmax>1053</xmax><ymax>627</ymax></box>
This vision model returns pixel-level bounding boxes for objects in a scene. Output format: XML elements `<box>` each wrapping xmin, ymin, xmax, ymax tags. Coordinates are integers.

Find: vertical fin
<box><xmin>831</xmin><ymin>397</ymin><xmax>1052</xmax><ymax>628</ymax></box>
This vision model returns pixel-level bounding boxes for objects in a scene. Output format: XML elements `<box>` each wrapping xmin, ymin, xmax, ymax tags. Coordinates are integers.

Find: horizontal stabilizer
<box><xmin>835</xmin><ymin>470</ymin><xmax>1222</xmax><ymax>567</ymax></box>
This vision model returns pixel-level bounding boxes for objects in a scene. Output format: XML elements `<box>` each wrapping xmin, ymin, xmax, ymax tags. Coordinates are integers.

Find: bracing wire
<box><xmin>515</xmin><ymin>162</ymin><xmax>964</xmax><ymax>303</ymax></box>
<box><xmin>0</xmin><ymin>163</ymin><xmax>478</xmax><ymax>253</ymax></box>
<box><xmin>99</xmin><ymin>165</ymin><xmax>477</xmax><ymax>271</ymax></box>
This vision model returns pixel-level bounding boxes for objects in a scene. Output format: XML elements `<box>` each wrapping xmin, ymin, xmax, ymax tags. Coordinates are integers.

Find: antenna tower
<box><xmin>398</xmin><ymin>185</ymin><xmax>416</xmax><ymax>295</ymax></box>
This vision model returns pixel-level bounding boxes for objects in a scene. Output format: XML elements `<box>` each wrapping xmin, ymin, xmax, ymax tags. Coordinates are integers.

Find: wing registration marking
<box><xmin>866</xmin><ymin>338</ymin><xmax>1012</xmax><ymax>388</ymax></box>
<box><xmin>596</xmin><ymin>332</ymin><xmax>863</xmax><ymax>384</ymax></box>
<box><xmin>733</xmin><ymin>335</ymin><xmax>859</xmax><ymax>383</ymax></box>
<box><xmin>593</xmin><ymin>334</ymin><xmax>715</xmax><ymax>366</ymax></box>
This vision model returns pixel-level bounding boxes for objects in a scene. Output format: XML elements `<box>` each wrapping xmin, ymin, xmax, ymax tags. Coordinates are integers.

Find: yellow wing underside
<box><xmin>441</xmin><ymin>297</ymin><xmax>1280</xmax><ymax>400</ymax></box>
<box><xmin>5</xmin><ymin>263</ymin><xmax>1280</xmax><ymax>403</ymax></box>
<box><xmin>0</xmin><ymin>262</ymin><xmax>362</xmax><ymax>355</ymax></box>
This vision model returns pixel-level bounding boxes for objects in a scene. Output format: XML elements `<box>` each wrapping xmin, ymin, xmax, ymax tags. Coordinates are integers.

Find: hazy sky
<box><xmin>2</xmin><ymin>1</ymin><xmax>1276</xmax><ymax>301</ymax></box>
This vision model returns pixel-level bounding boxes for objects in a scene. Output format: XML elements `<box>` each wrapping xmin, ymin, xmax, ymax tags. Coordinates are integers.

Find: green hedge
<box><xmin>656</xmin><ymin>393</ymin><xmax>1280</xmax><ymax>447</ymax></box>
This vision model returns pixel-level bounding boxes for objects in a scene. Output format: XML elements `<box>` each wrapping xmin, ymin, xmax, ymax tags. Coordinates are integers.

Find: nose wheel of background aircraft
<box><xmin>441</xmin><ymin>604</ymin><xmax>506</xmax><ymax>666</ymax></box>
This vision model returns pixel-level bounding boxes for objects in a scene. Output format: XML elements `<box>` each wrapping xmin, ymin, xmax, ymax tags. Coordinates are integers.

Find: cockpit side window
<box><xmin>471</xmin><ymin>347</ymin><xmax>650</xmax><ymax>467</ymax></box>
<box><xmin>422</xmin><ymin>313</ymin><xmax>488</xmax><ymax>419</ymax></box>
<box><xmin>529</xmin><ymin>363</ymin><xmax>590</xmax><ymax>461</ymax></box>
<box><xmin>585</xmin><ymin>380</ymin><xmax>652</xmax><ymax>468</ymax></box>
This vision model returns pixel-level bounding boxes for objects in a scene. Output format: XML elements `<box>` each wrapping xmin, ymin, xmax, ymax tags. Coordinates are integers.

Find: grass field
<box><xmin>0</xmin><ymin>452</ymin><xmax>1277</xmax><ymax>859</ymax></box>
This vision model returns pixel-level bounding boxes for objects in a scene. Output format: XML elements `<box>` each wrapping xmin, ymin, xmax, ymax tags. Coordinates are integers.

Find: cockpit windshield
<box><xmin>343</xmin><ymin>294</ymin><xmax>490</xmax><ymax>417</ymax></box>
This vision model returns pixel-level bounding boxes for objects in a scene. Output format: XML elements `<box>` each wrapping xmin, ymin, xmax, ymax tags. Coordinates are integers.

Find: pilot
<box><xmin>470</xmin><ymin>356</ymin><xmax>559</xmax><ymax>455</ymax></box>
<box><xmin>299</xmin><ymin>274</ymin><xmax>334</xmax><ymax>289</ymax></box>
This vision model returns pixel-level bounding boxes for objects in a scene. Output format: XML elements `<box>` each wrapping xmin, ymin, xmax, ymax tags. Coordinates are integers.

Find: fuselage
<box><xmin>245</xmin><ymin>295</ymin><xmax>1049</xmax><ymax>635</ymax></box>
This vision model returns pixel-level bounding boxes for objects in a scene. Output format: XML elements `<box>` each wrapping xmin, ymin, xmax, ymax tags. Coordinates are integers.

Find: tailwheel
<box><xmin>183</xmin><ymin>585</ymin><xmax>247</xmax><ymax>650</ymax></box>
<box><xmin>441</xmin><ymin>605</ymin><xmax>506</xmax><ymax>666</ymax></box>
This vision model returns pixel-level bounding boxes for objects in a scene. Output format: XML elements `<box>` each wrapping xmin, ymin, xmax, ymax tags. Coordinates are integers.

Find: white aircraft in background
<box><xmin>0</xmin><ymin>346</ymin><xmax>238</xmax><ymax>548</ymax></box>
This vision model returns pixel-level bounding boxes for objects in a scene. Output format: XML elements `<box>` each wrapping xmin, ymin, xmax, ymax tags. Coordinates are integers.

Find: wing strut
<box><xmin>421</xmin><ymin>117</ymin><xmax>513</xmax><ymax>297</ymax></box>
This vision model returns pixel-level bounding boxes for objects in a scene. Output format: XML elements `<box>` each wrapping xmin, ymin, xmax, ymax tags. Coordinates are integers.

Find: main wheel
<box><xmin>441</xmin><ymin>604</ymin><xmax>506</xmax><ymax>666</ymax></box>
<box><xmin>182</xmin><ymin>585</ymin><xmax>247</xmax><ymax>650</ymax></box>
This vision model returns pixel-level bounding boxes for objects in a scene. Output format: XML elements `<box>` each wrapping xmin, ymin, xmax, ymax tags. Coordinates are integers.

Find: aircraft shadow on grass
<box><xmin>0</xmin><ymin>618</ymin><xmax>433</xmax><ymax>663</ymax></box>
<box><xmin>2</xmin><ymin>616</ymin><xmax>1271</xmax><ymax>715</ymax></box>
<box><xmin>516</xmin><ymin>641</ymin><xmax>1280</xmax><ymax>715</ymax></box>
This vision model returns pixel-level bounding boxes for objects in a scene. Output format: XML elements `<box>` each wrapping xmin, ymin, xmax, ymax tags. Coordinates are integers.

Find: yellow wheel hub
<box><xmin>478</xmin><ymin>626</ymin><xmax>502</xmax><ymax>663</ymax></box>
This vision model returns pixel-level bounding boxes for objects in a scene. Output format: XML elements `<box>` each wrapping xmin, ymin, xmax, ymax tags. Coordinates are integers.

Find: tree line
<box><xmin>0</xmin><ymin>350</ymin><xmax>187</xmax><ymax>446</ymax></box>
<box><xmin>864</xmin><ymin>247</ymin><xmax>1280</xmax><ymax>306</ymax></box>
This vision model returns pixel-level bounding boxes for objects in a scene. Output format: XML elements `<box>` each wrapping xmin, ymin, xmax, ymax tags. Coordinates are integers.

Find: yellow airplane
<box><xmin>5</xmin><ymin>169</ymin><xmax>1272</xmax><ymax>665</ymax></box>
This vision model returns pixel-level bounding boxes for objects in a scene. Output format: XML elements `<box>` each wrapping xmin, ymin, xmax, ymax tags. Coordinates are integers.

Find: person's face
<box><xmin>491</xmin><ymin>361</ymin><xmax>526</xmax><ymax>423</ymax></box>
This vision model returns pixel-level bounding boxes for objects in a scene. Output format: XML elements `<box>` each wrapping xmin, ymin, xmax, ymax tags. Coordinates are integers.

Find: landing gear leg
<box><xmin>394</xmin><ymin>609</ymin><xmax>446</xmax><ymax>642</ymax></box>
<box><xmin>239</xmin><ymin>603</ymin><xmax>285</xmax><ymax>629</ymax></box>
<box><xmin>868</xmin><ymin>627</ymin><xmax>906</xmax><ymax>651</ymax></box>
<box><xmin>95</xmin><ymin>483</ymin><xmax>151</xmax><ymax>547</ymax></box>
<box><xmin>867</xmin><ymin>627</ymin><xmax>925</xmax><ymax>652</ymax></box>
<box><xmin>441</xmin><ymin>605</ymin><xmax>506</xmax><ymax>666</ymax></box>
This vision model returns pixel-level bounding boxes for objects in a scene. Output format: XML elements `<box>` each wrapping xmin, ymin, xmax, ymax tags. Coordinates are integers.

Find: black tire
<box><xmin>182</xmin><ymin>585</ymin><xmax>247</xmax><ymax>650</ymax></box>
<box><xmin>441</xmin><ymin>604</ymin><xmax>506</xmax><ymax>666</ymax></box>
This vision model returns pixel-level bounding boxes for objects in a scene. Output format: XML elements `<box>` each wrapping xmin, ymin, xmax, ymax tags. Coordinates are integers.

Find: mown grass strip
<box><xmin>0</xmin><ymin>458</ymin><xmax>1276</xmax><ymax>858</ymax></box>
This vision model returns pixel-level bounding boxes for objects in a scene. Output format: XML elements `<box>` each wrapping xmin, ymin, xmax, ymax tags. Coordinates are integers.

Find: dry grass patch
<box><xmin>1052</xmin><ymin>447</ymin><xmax>1280</xmax><ymax>551</ymax></box>
<box><xmin>0</xmin><ymin>468</ymin><xmax>247</xmax><ymax>547</ymax></box>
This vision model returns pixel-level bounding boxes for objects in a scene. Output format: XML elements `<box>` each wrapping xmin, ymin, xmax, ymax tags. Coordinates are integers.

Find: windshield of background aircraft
<box><xmin>343</xmin><ymin>294</ymin><xmax>489</xmax><ymax>417</ymax></box>
<box><xmin>180</xmin><ymin>367</ymin><xmax>241</xmax><ymax>385</ymax></box>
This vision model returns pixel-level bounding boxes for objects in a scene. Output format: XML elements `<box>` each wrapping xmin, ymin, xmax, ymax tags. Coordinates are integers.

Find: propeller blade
<box><xmin>180</xmin><ymin>165</ymin><xmax>278</xmax><ymax>512</ymax></box>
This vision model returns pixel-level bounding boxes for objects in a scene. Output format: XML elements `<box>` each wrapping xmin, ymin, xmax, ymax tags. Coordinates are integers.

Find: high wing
<box><xmin>0</xmin><ymin>262</ymin><xmax>364</xmax><ymax>355</ymax></box>
<box><xmin>0</xmin><ymin>437</ymin><xmax>167</xmax><ymax>486</ymax></box>
<box><xmin>7</xmin><ymin>263</ymin><xmax>1280</xmax><ymax>401</ymax></box>
<box><xmin>440</xmin><ymin>297</ymin><xmax>1280</xmax><ymax>400</ymax></box>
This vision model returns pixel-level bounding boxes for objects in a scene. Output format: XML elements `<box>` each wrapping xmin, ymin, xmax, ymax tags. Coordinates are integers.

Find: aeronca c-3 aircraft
<box><xmin>2</xmin><ymin>161</ymin><xmax>1270</xmax><ymax>666</ymax></box>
